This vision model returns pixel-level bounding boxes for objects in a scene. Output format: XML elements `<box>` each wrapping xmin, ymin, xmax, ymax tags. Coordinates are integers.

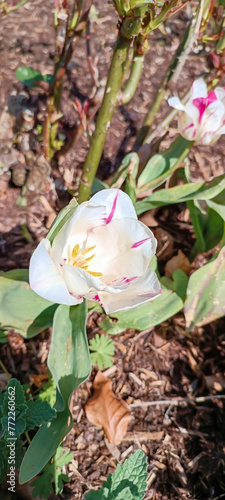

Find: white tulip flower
<box><xmin>29</xmin><ymin>189</ymin><xmax>161</xmax><ymax>314</ymax></box>
<box><xmin>168</xmin><ymin>78</ymin><xmax>225</xmax><ymax>145</ymax></box>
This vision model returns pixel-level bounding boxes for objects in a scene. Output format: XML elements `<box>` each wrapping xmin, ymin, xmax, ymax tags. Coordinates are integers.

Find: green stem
<box><xmin>78</xmin><ymin>33</ymin><xmax>131</xmax><ymax>203</ymax></box>
<box><xmin>121</xmin><ymin>53</ymin><xmax>144</xmax><ymax>105</ymax></box>
<box><xmin>2</xmin><ymin>0</ymin><xmax>29</xmax><ymax>14</ymax></box>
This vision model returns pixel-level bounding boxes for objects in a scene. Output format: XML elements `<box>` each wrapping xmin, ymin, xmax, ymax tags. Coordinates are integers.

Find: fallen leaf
<box><xmin>85</xmin><ymin>371</ymin><xmax>131</xmax><ymax>445</ymax></box>
<box><xmin>165</xmin><ymin>249</ymin><xmax>192</xmax><ymax>278</ymax></box>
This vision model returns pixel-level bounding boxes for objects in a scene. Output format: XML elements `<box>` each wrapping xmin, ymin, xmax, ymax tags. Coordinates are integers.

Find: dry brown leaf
<box><xmin>165</xmin><ymin>249</ymin><xmax>192</xmax><ymax>278</ymax></box>
<box><xmin>85</xmin><ymin>371</ymin><xmax>131</xmax><ymax>445</ymax></box>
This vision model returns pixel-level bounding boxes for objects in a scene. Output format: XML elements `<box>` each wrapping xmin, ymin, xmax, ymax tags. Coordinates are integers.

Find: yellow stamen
<box><xmin>88</xmin><ymin>271</ymin><xmax>103</xmax><ymax>277</ymax></box>
<box><xmin>85</xmin><ymin>254</ymin><xmax>95</xmax><ymax>262</ymax></box>
<box><xmin>81</xmin><ymin>264</ymin><xmax>88</xmax><ymax>270</ymax></box>
<box><xmin>81</xmin><ymin>245</ymin><xmax>96</xmax><ymax>255</ymax></box>
<box><xmin>71</xmin><ymin>244</ymin><xmax>80</xmax><ymax>259</ymax></box>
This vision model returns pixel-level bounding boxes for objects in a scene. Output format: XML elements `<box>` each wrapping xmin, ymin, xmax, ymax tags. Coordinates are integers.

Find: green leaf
<box><xmin>0</xmin><ymin>276</ymin><xmax>57</xmax><ymax>337</ymax></box>
<box><xmin>48</xmin><ymin>302</ymin><xmax>91</xmax><ymax>410</ymax></box>
<box><xmin>47</xmin><ymin>197</ymin><xmax>78</xmax><ymax>244</ymax></box>
<box><xmin>137</xmin><ymin>136</ymin><xmax>191</xmax><ymax>193</ymax></box>
<box><xmin>20</xmin><ymin>302</ymin><xmax>91</xmax><ymax>483</ymax></box>
<box><xmin>161</xmin><ymin>270</ymin><xmax>189</xmax><ymax>302</ymax></box>
<box><xmin>135</xmin><ymin>174</ymin><xmax>225</xmax><ymax>215</ymax></box>
<box><xmin>38</xmin><ymin>377</ymin><xmax>57</xmax><ymax>407</ymax></box>
<box><xmin>24</xmin><ymin>399</ymin><xmax>56</xmax><ymax>432</ymax></box>
<box><xmin>30</xmin><ymin>446</ymin><xmax>73</xmax><ymax>499</ymax></box>
<box><xmin>89</xmin><ymin>334</ymin><xmax>115</xmax><ymax>370</ymax></box>
<box><xmin>1</xmin><ymin>379</ymin><xmax>27</xmax><ymax>439</ymax></box>
<box><xmin>91</xmin><ymin>178</ymin><xmax>108</xmax><ymax>194</ymax></box>
<box><xmin>187</xmin><ymin>200</ymin><xmax>206</xmax><ymax>259</ymax></box>
<box><xmin>0</xmin><ymin>440</ymin><xmax>9</xmax><ymax>483</ymax></box>
<box><xmin>19</xmin><ymin>406</ymin><xmax>72</xmax><ymax>484</ymax></box>
<box><xmin>184</xmin><ymin>247</ymin><xmax>225</xmax><ymax>331</ymax></box>
<box><xmin>84</xmin><ymin>449</ymin><xmax>148</xmax><ymax>500</ymax></box>
<box><xmin>0</xmin><ymin>269</ymin><xmax>29</xmax><ymax>282</ymax></box>
<box><xmin>16</xmin><ymin>67</ymin><xmax>53</xmax><ymax>87</ymax></box>
<box><xmin>0</xmin><ymin>329</ymin><xmax>8</xmax><ymax>343</ymax></box>
<box><xmin>100</xmin><ymin>288</ymin><xmax>183</xmax><ymax>334</ymax></box>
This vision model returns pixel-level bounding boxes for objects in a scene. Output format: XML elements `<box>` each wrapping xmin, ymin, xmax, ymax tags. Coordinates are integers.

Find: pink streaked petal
<box><xmin>90</xmin><ymin>189</ymin><xmax>137</xmax><ymax>222</ymax></box>
<box><xmin>183</xmin><ymin>123</ymin><xmax>194</xmax><ymax>132</ymax></box>
<box><xmin>124</xmin><ymin>276</ymin><xmax>138</xmax><ymax>284</ymax></box>
<box><xmin>104</xmin><ymin>191</ymin><xmax>119</xmax><ymax>224</ymax></box>
<box><xmin>131</xmin><ymin>238</ymin><xmax>149</xmax><ymax>249</ymax></box>
<box><xmin>193</xmin><ymin>91</ymin><xmax>218</xmax><ymax>124</ymax></box>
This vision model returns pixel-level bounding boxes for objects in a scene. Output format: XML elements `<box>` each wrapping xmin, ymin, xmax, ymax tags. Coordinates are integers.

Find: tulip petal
<box><xmin>86</xmin><ymin>268</ymin><xmax>161</xmax><ymax>314</ymax></box>
<box><xmin>90</xmin><ymin>188</ymin><xmax>137</xmax><ymax>222</ymax></box>
<box><xmin>168</xmin><ymin>96</ymin><xmax>184</xmax><ymax>111</ymax></box>
<box><xmin>84</xmin><ymin>217</ymin><xmax>157</xmax><ymax>282</ymax></box>
<box><xmin>191</xmin><ymin>78</ymin><xmax>207</xmax><ymax>99</ymax></box>
<box><xmin>201</xmin><ymin>100</ymin><xmax>225</xmax><ymax>132</ymax></box>
<box><xmin>29</xmin><ymin>239</ymin><xmax>82</xmax><ymax>305</ymax></box>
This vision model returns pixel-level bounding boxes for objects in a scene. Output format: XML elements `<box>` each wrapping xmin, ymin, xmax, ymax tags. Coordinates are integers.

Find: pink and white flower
<box><xmin>29</xmin><ymin>189</ymin><xmax>161</xmax><ymax>314</ymax></box>
<box><xmin>168</xmin><ymin>78</ymin><xmax>225</xmax><ymax>145</ymax></box>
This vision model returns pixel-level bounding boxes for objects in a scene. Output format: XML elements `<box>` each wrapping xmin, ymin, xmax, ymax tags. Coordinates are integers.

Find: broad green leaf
<box><xmin>19</xmin><ymin>406</ymin><xmax>72</xmax><ymax>484</ymax></box>
<box><xmin>187</xmin><ymin>199</ymin><xmax>206</xmax><ymax>259</ymax></box>
<box><xmin>20</xmin><ymin>302</ymin><xmax>91</xmax><ymax>483</ymax></box>
<box><xmin>84</xmin><ymin>449</ymin><xmax>148</xmax><ymax>500</ymax></box>
<box><xmin>24</xmin><ymin>399</ymin><xmax>56</xmax><ymax>432</ymax></box>
<box><xmin>0</xmin><ymin>276</ymin><xmax>57</xmax><ymax>337</ymax></box>
<box><xmin>137</xmin><ymin>136</ymin><xmax>191</xmax><ymax>193</ymax></box>
<box><xmin>135</xmin><ymin>175</ymin><xmax>225</xmax><ymax>215</ymax></box>
<box><xmin>100</xmin><ymin>288</ymin><xmax>183</xmax><ymax>333</ymax></box>
<box><xmin>204</xmin><ymin>208</ymin><xmax>224</xmax><ymax>251</ymax></box>
<box><xmin>207</xmin><ymin>199</ymin><xmax>225</xmax><ymax>221</ymax></box>
<box><xmin>48</xmin><ymin>302</ymin><xmax>91</xmax><ymax>410</ymax></box>
<box><xmin>0</xmin><ymin>269</ymin><xmax>29</xmax><ymax>282</ymax></box>
<box><xmin>16</xmin><ymin>67</ymin><xmax>53</xmax><ymax>87</ymax></box>
<box><xmin>184</xmin><ymin>247</ymin><xmax>225</xmax><ymax>331</ymax></box>
<box><xmin>47</xmin><ymin>197</ymin><xmax>78</xmax><ymax>244</ymax></box>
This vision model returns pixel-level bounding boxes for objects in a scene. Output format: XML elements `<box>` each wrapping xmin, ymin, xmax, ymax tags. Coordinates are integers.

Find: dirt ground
<box><xmin>1</xmin><ymin>1</ymin><xmax>225</xmax><ymax>499</ymax></box>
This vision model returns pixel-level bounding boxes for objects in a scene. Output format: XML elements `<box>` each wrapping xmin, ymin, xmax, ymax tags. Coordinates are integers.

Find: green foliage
<box><xmin>19</xmin><ymin>301</ymin><xmax>91</xmax><ymax>484</ymax></box>
<box><xmin>137</xmin><ymin>136</ymin><xmax>191</xmax><ymax>193</ymax></box>
<box><xmin>38</xmin><ymin>376</ymin><xmax>57</xmax><ymax>407</ymax></box>
<box><xmin>84</xmin><ymin>449</ymin><xmax>148</xmax><ymax>500</ymax></box>
<box><xmin>100</xmin><ymin>288</ymin><xmax>183</xmax><ymax>334</ymax></box>
<box><xmin>89</xmin><ymin>334</ymin><xmax>115</xmax><ymax>370</ymax></box>
<box><xmin>184</xmin><ymin>247</ymin><xmax>225</xmax><ymax>332</ymax></box>
<box><xmin>135</xmin><ymin>174</ymin><xmax>225</xmax><ymax>215</ymax></box>
<box><xmin>0</xmin><ymin>273</ymin><xmax>58</xmax><ymax>338</ymax></box>
<box><xmin>30</xmin><ymin>446</ymin><xmax>73</xmax><ymax>499</ymax></box>
<box><xmin>16</xmin><ymin>67</ymin><xmax>54</xmax><ymax>87</ymax></box>
<box><xmin>0</xmin><ymin>378</ymin><xmax>56</xmax><ymax>485</ymax></box>
<box><xmin>0</xmin><ymin>329</ymin><xmax>8</xmax><ymax>343</ymax></box>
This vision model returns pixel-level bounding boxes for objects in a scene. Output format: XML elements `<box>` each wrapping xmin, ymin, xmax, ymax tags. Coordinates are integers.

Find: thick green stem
<box><xmin>78</xmin><ymin>34</ymin><xmax>131</xmax><ymax>203</ymax></box>
<box><xmin>121</xmin><ymin>53</ymin><xmax>144</xmax><ymax>105</ymax></box>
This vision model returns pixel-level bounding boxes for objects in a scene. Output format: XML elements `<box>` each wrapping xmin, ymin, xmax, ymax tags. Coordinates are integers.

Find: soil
<box><xmin>0</xmin><ymin>1</ymin><xmax>225</xmax><ymax>499</ymax></box>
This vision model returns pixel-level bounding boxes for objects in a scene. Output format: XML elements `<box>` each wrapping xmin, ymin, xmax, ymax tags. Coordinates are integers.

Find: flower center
<box><xmin>69</xmin><ymin>244</ymin><xmax>103</xmax><ymax>277</ymax></box>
